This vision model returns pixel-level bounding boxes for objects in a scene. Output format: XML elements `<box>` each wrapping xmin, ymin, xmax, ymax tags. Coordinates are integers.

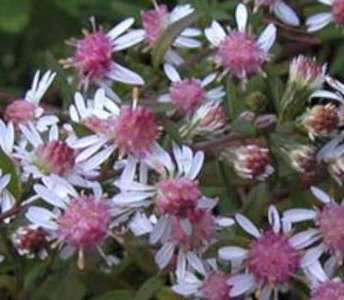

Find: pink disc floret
<box><xmin>218</xmin><ymin>31</ymin><xmax>266</xmax><ymax>79</ymax></box>
<box><xmin>156</xmin><ymin>177</ymin><xmax>201</xmax><ymax>217</ymax></box>
<box><xmin>311</xmin><ymin>281</ymin><xmax>344</xmax><ymax>300</ymax></box>
<box><xmin>316</xmin><ymin>203</ymin><xmax>344</xmax><ymax>255</ymax></box>
<box><xmin>115</xmin><ymin>106</ymin><xmax>158</xmax><ymax>157</ymax></box>
<box><xmin>170</xmin><ymin>78</ymin><xmax>206</xmax><ymax>113</ymax></box>
<box><xmin>141</xmin><ymin>5</ymin><xmax>169</xmax><ymax>45</ymax></box>
<box><xmin>200</xmin><ymin>271</ymin><xmax>231</xmax><ymax>300</ymax></box>
<box><xmin>247</xmin><ymin>231</ymin><xmax>299</xmax><ymax>284</ymax></box>
<box><xmin>169</xmin><ymin>210</ymin><xmax>215</xmax><ymax>249</ymax></box>
<box><xmin>333</xmin><ymin>0</ymin><xmax>344</xmax><ymax>27</ymax></box>
<box><xmin>35</xmin><ymin>141</ymin><xmax>75</xmax><ymax>176</ymax></box>
<box><xmin>57</xmin><ymin>195</ymin><xmax>110</xmax><ymax>249</ymax></box>
<box><xmin>72</xmin><ymin>31</ymin><xmax>112</xmax><ymax>83</ymax></box>
<box><xmin>5</xmin><ymin>100</ymin><xmax>36</xmax><ymax>126</ymax></box>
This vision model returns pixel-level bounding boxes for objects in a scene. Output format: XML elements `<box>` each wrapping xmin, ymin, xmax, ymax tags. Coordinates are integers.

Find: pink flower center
<box><xmin>13</xmin><ymin>226</ymin><xmax>47</xmax><ymax>256</ymax></box>
<box><xmin>115</xmin><ymin>106</ymin><xmax>158</xmax><ymax>157</ymax></box>
<box><xmin>247</xmin><ymin>231</ymin><xmax>299</xmax><ymax>284</ymax></box>
<box><xmin>170</xmin><ymin>78</ymin><xmax>206</xmax><ymax>113</ymax></box>
<box><xmin>333</xmin><ymin>0</ymin><xmax>344</xmax><ymax>26</ymax></box>
<box><xmin>35</xmin><ymin>141</ymin><xmax>75</xmax><ymax>176</ymax></box>
<box><xmin>141</xmin><ymin>5</ymin><xmax>169</xmax><ymax>45</ymax></box>
<box><xmin>169</xmin><ymin>210</ymin><xmax>215</xmax><ymax>249</ymax></box>
<box><xmin>317</xmin><ymin>203</ymin><xmax>344</xmax><ymax>255</ymax></box>
<box><xmin>218</xmin><ymin>31</ymin><xmax>265</xmax><ymax>79</ymax></box>
<box><xmin>83</xmin><ymin>115</ymin><xmax>117</xmax><ymax>138</ymax></box>
<box><xmin>311</xmin><ymin>281</ymin><xmax>344</xmax><ymax>300</ymax></box>
<box><xmin>292</xmin><ymin>56</ymin><xmax>323</xmax><ymax>83</ymax></box>
<box><xmin>200</xmin><ymin>271</ymin><xmax>231</xmax><ymax>300</ymax></box>
<box><xmin>156</xmin><ymin>178</ymin><xmax>201</xmax><ymax>217</ymax></box>
<box><xmin>73</xmin><ymin>31</ymin><xmax>112</xmax><ymax>83</ymax></box>
<box><xmin>5</xmin><ymin>100</ymin><xmax>36</xmax><ymax>126</ymax></box>
<box><xmin>57</xmin><ymin>196</ymin><xmax>110</xmax><ymax>249</ymax></box>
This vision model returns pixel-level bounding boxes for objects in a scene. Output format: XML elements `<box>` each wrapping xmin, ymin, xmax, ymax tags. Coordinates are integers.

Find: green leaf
<box><xmin>46</xmin><ymin>51</ymin><xmax>74</xmax><ymax>109</ymax></box>
<box><xmin>92</xmin><ymin>290</ymin><xmax>135</xmax><ymax>300</ymax></box>
<box><xmin>0</xmin><ymin>148</ymin><xmax>21</xmax><ymax>199</ymax></box>
<box><xmin>226</xmin><ymin>77</ymin><xmax>244</xmax><ymax>119</ymax></box>
<box><xmin>160</xmin><ymin>118</ymin><xmax>183</xmax><ymax>144</ymax></box>
<box><xmin>156</xmin><ymin>287</ymin><xmax>184</xmax><ymax>300</ymax></box>
<box><xmin>133</xmin><ymin>276</ymin><xmax>165</xmax><ymax>300</ymax></box>
<box><xmin>0</xmin><ymin>0</ymin><xmax>29</xmax><ymax>33</ymax></box>
<box><xmin>152</xmin><ymin>11</ymin><xmax>202</xmax><ymax>68</ymax></box>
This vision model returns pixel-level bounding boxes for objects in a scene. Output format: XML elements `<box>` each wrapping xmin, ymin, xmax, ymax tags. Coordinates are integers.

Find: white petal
<box><xmin>215</xmin><ymin>217</ymin><xmax>235</xmax><ymax>227</ymax></box>
<box><xmin>155</xmin><ymin>242</ymin><xmax>175</xmax><ymax>269</ymax></box>
<box><xmin>34</xmin><ymin>184</ymin><xmax>67</xmax><ymax>209</ymax></box>
<box><xmin>113</xmin><ymin>29</ymin><xmax>145</xmax><ymax>51</ymax></box>
<box><xmin>186</xmin><ymin>150</ymin><xmax>204</xmax><ymax>180</ymax></box>
<box><xmin>257</xmin><ymin>24</ymin><xmax>277</xmax><ymax>53</ymax></box>
<box><xmin>201</xmin><ymin>73</ymin><xmax>217</xmax><ymax>87</ymax></box>
<box><xmin>311</xmin><ymin>186</ymin><xmax>332</xmax><ymax>204</ymax></box>
<box><xmin>106</xmin><ymin>18</ymin><xmax>134</xmax><ymax>41</ymax></box>
<box><xmin>26</xmin><ymin>207</ymin><xmax>57</xmax><ymax>230</ymax></box>
<box><xmin>273</xmin><ymin>1</ymin><xmax>300</xmax><ymax>26</ymax></box>
<box><xmin>306</xmin><ymin>13</ymin><xmax>333</xmax><ymax>32</ymax></box>
<box><xmin>218</xmin><ymin>246</ymin><xmax>248</xmax><ymax>261</ymax></box>
<box><xmin>310</xmin><ymin>90</ymin><xmax>344</xmax><ymax>103</ymax></box>
<box><xmin>283</xmin><ymin>209</ymin><xmax>317</xmax><ymax>223</ymax></box>
<box><xmin>236</xmin><ymin>4</ymin><xmax>248</xmax><ymax>33</ymax></box>
<box><xmin>228</xmin><ymin>274</ymin><xmax>256</xmax><ymax>297</ymax></box>
<box><xmin>163</xmin><ymin>64</ymin><xmax>181</xmax><ymax>82</ymax></box>
<box><xmin>112</xmin><ymin>191</ymin><xmax>152</xmax><ymax>205</ymax></box>
<box><xmin>268</xmin><ymin>205</ymin><xmax>281</xmax><ymax>233</ymax></box>
<box><xmin>108</xmin><ymin>63</ymin><xmax>144</xmax><ymax>85</ymax></box>
<box><xmin>301</xmin><ymin>244</ymin><xmax>326</xmax><ymax>268</ymax></box>
<box><xmin>186</xmin><ymin>252</ymin><xmax>205</xmax><ymax>275</ymax></box>
<box><xmin>289</xmin><ymin>229</ymin><xmax>321</xmax><ymax>249</ymax></box>
<box><xmin>235</xmin><ymin>214</ymin><xmax>261</xmax><ymax>238</ymax></box>
<box><xmin>204</xmin><ymin>21</ymin><xmax>226</xmax><ymax>47</ymax></box>
<box><xmin>173</xmin><ymin>36</ymin><xmax>201</xmax><ymax>48</ymax></box>
<box><xmin>169</xmin><ymin>4</ymin><xmax>194</xmax><ymax>23</ymax></box>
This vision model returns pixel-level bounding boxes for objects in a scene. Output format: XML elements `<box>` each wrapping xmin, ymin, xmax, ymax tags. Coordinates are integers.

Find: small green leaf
<box><xmin>134</xmin><ymin>276</ymin><xmax>165</xmax><ymax>300</ymax></box>
<box><xmin>160</xmin><ymin>118</ymin><xmax>183</xmax><ymax>144</ymax></box>
<box><xmin>244</xmin><ymin>183</ymin><xmax>269</xmax><ymax>224</ymax></box>
<box><xmin>156</xmin><ymin>287</ymin><xmax>184</xmax><ymax>300</ymax></box>
<box><xmin>0</xmin><ymin>149</ymin><xmax>21</xmax><ymax>199</ymax></box>
<box><xmin>152</xmin><ymin>11</ymin><xmax>202</xmax><ymax>68</ymax></box>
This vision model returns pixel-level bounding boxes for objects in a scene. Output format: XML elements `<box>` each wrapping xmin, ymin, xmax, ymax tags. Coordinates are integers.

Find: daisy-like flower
<box><xmin>61</xmin><ymin>17</ymin><xmax>145</xmax><ymax>91</ymax></box>
<box><xmin>158</xmin><ymin>64</ymin><xmax>225</xmax><ymax>113</ymax></box>
<box><xmin>303</xmin><ymin>258</ymin><xmax>344</xmax><ymax>300</ymax></box>
<box><xmin>283</xmin><ymin>186</ymin><xmax>344</xmax><ymax>267</ymax></box>
<box><xmin>172</xmin><ymin>259</ymin><xmax>232</xmax><ymax>300</ymax></box>
<box><xmin>4</xmin><ymin>70</ymin><xmax>58</xmax><ymax>131</ymax></box>
<box><xmin>219</xmin><ymin>206</ymin><xmax>311</xmax><ymax>299</ymax></box>
<box><xmin>254</xmin><ymin>0</ymin><xmax>300</xmax><ymax>26</ymax></box>
<box><xmin>205</xmin><ymin>4</ymin><xmax>277</xmax><ymax>81</ymax></box>
<box><xmin>14</xmin><ymin>123</ymin><xmax>98</xmax><ymax>186</ymax></box>
<box><xmin>306</xmin><ymin>0</ymin><xmax>344</xmax><ymax>32</ymax></box>
<box><xmin>12</xmin><ymin>225</ymin><xmax>48</xmax><ymax>259</ymax></box>
<box><xmin>141</xmin><ymin>2</ymin><xmax>201</xmax><ymax>65</ymax></box>
<box><xmin>113</xmin><ymin>144</ymin><xmax>233</xmax><ymax>272</ymax></box>
<box><xmin>26</xmin><ymin>176</ymin><xmax>113</xmax><ymax>269</ymax></box>
<box><xmin>70</xmin><ymin>89</ymin><xmax>159</xmax><ymax>168</ymax></box>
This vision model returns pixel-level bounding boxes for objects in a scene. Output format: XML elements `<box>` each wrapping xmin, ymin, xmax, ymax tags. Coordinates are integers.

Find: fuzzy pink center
<box><xmin>218</xmin><ymin>31</ymin><xmax>265</xmax><ymax>79</ymax></box>
<box><xmin>156</xmin><ymin>178</ymin><xmax>201</xmax><ymax>217</ymax></box>
<box><xmin>73</xmin><ymin>31</ymin><xmax>112</xmax><ymax>82</ymax></box>
<box><xmin>200</xmin><ymin>271</ymin><xmax>231</xmax><ymax>300</ymax></box>
<box><xmin>247</xmin><ymin>231</ymin><xmax>299</xmax><ymax>284</ymax></box>
<box><xmin>57</xmin><ymin>196</ymin><xmax>110</xmax><ymax>249</ymax></box>
<box><xmin>317</xmin><ymin>203</ymin><xmax>344</xmax><ymax>255</ymax></box>
<box><xmin>141</xmin><ymin>5</ymin><xmax>169</xmax><ymax>45</ymax></box>
<box><xmin>333</xmin><ymin>0</ymin><xmax>344</xmax><ymax>26</ymax></box>
<box><xmin>13</xmin><ymin>226</ymin><xmax>47</xmax><ymax>255</ymax></box>
<box><xmin>311</xmin><ymin>281</ymin><xmax>344</xmax><ymax>300</ymax></box>
<box><xmin>293</xmin><ymin>56</ymin><xmax>323</xmax><ymax>82</ymax></box>
<box><xmin>83</xmin><ymin>115</ymin><xmax>117</xmax><ymax>138</ymax></box>
<box><xmin>115</xmin><ymin>106</ymin><xmax>158</xmax><ymax>157</ymax></box>
<box><xmin>170</xmin><ymin>78</ymin><xmax>206</xmax><ymax>113</ymax></box>
<box><xmin>169</xmin><ymin>210</ymin><xmax>215</xmax><ymax>249</ymax></box>
<box><xmin>5</xmin><ymin>100</ymin><xmax>36</xmax><ymax>125</ymax></box>
<box><xmin>35</xmin><ymin>141</ymin><xmax>75</xmax><ymax>176</ymax></box>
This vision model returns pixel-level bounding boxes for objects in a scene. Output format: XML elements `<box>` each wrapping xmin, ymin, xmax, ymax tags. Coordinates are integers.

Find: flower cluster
<box><xmin>2</xmin><ymin>0</ymin><xmax>344</xmax><ymax>299</ymax></box>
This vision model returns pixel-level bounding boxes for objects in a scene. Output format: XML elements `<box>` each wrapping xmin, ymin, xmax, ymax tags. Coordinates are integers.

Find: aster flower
<box><xmin>219</xmin><ymin>206</ymin><xmax>310</xmax><ymax>299</ymax></box>
<box><xmin>283</xmin><ymin>186</ymin><xmax>344</xmax><ymax>267</ymax></box>
<box><xmin>12</xmin><ymin>225</ymin><xmax>48</xmax><ymax>259</ymax></box>
<box><xmin>4</xmin><ymin>70</ymin><xmax>58</xmax><ymax>131</ymax></box>
<box><xmin>61</xmin><ymin>17</ymin><xmax>145</xmax><ymax>91</ymax></box>
<box><xmin>254</xmin><ymin>0</ymin><xmax>300</xmax><ymax>26</ymax></box>
<box><xmin>26</xmin><ymin>177</ymin><xmax>113</xmax><ymax>269</ymax></box>
<box><xmin>306</xmin><ymin>0</ymin><xmax>344</xmax><ymax>32</ymax></box>
<box><xmin>204</xmin><ymin>4</ymin><xmax>277</xmax><ymax>81</ymax></box>
<box><xmin>158</xmin><ymin>64</ymin><xmax>225</xmax><ymax>113</ymax></box>
<box><xmin>14</xmin><ymin>123</ymin><xmax>99</xmax><ymax>186</ymax></box>
<box><xmin>172</xmin><ymin>259</ymin><xmax>232</xmax><ymax>300</ymax></box>
<box><xmin>113</xmin><ymin>144</ymin><xmax>233</xmax><ymax>272</ymax></box>
<box><xmin>141</xmin><ymin>2</ymin><xmax>201</xmax><ymax>65</ymax></box>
